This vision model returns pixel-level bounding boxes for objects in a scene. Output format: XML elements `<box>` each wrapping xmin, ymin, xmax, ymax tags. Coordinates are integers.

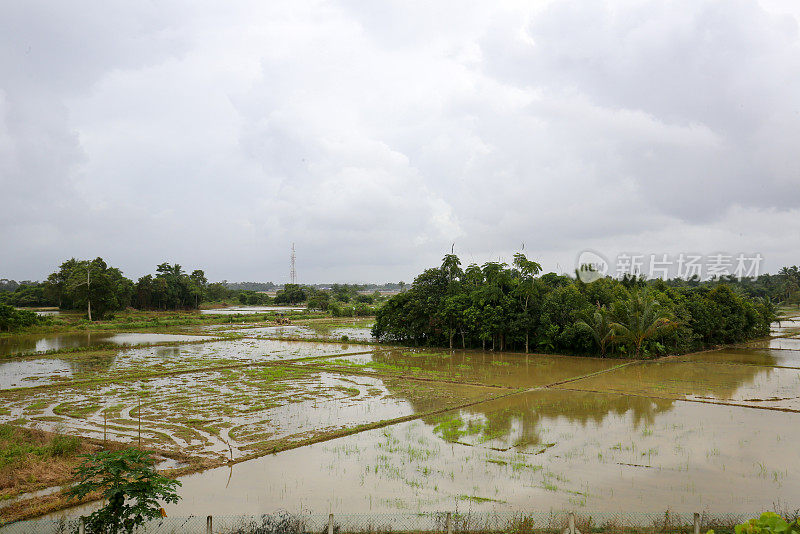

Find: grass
<box><xmin>1</xmin><ymin>308</ymin><xmax>332</xmax><ymax>338</ymax></box>
<box><xmin>457</xmin><ymin>494</ymin><xmax>505</xmax><ymax>503</ymax></box>
<box><xmin>0</xmin><ymin>424</ymin><xmax>88</xmax><ymax>506</ymax></box>
<box><xmin>0</xmin><ymin>425</ymin><xmax>81</xmax><ymax>471</ymax></box>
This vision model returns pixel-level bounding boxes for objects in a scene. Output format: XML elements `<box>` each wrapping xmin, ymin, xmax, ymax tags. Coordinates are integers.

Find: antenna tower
<box><xmin>290</xmin><ymin>243</ymin><xmax>297</xmax><ymax>284</ymax></box>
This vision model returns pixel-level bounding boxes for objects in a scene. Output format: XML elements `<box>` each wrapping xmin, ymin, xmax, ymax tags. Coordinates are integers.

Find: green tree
<box><xmin>610</xmin><ymin>290</ymin><xmax>676</xmax><ymax>358</ymax></box>
<box><xmin>512</xmin><ymin>253</ymin><xmax>542</xmax><ymax>353</ymax></box>
<box><xmin>65</xmin><ymin>258</ymin><xmax>133</xmax><ymax>320</ymax></box>
<box><xmin>274</xmin><ymin>284</ymin><xmax>306</xmax><ymax>304</ymax></box>
<box><xmin>68</xmin><ymin>449</ymin><xmax>181</xmax><ymax>534</ymax></box>
<box><xmin>576</xmin><ymin>306</ymin><xmax>614</xmax><ymax>357</ymax></box>
<box><xmin>0</xmin><ymin>304</ymin><xmax>41</xmax><ymax>332</ymax></box>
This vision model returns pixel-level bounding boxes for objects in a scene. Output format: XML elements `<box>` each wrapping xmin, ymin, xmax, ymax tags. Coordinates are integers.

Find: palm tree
<box><xmin>610</xmin><ymin>290</ymin><xmax>676</xmax><ymax>358</ymax></box>
<box><xmin>576</xmin><ymin>306</ymin><xmax>614</xmax><ymax>357</ymax></box>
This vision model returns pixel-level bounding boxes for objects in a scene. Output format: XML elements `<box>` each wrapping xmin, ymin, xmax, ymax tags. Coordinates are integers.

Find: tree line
<box><xmin>372</xmin><ymin>254</ymin><xmax>776</xmax><ymax>358</ymax></box>
<box><xmin>0</xmin><ymin>258</ymin><xmax>384</xmax><ymax>323</ymax></box>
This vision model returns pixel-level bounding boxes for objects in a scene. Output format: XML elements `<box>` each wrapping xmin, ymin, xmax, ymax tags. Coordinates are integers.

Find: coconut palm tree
<box><xmin>610</xmin><ymin>290</ymin><xmax>676</xmax><ymax>358</ymax></box>
<box><xmin>576</xmin><ymin>305</ymin><xmax>614</xmax><ymax>357</ymax></box>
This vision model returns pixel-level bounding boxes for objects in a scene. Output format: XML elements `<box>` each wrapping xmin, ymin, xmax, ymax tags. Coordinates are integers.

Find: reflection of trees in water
<box><xmin>379</xmin><ymin>349</ymin><xmax>772</xmax><ymax>447</ymax></box>
<box><xmin>370</xmin><ymin>349</ymin><xmax>618</xmax><ymax>388</ymax></box>
<box><xmin>0</xmin><ymin>335</ymin><xmax>43</xmax><ymax>356</ymax></box>
<box><xmin>0</xmin><ymin>332</ymin><xmax>118</xmax><ymax>357</ymax></box>
<box><xmin>578</xmin><ymin>353</ymin><xmax>776</xmax><ymax>400</ymax></box>
<box><xmin>154</xmin><ymin>346</ymin><xmax>182</xmax><ymax>359</ymax></box>
<box><xmin>463</xmin><ymin>390</ymin><xmax>675</xmax><ymax>447</ymax></box>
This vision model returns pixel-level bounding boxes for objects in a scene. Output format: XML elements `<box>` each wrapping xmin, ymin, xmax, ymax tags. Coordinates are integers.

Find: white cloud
<box><xmin>1</xmin><ymin>0</ymin><xmax>798</xmax><ymax>282</ymax></box>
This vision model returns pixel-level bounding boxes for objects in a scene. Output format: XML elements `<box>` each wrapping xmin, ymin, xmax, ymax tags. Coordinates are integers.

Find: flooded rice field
<box><xmin>3</xmin><ymin>319</ymin><xmax>799</xmax><ymax>517</ymax></box>
<box><xmin>0</xmin><ymin>366</ymin><xmax>498</xmax><ymax>459</ymax></box>
<box><xmin>0</xmin><ymin>339</ymin><xmax>368</xmax><ymax>388</ymax></box>
<box><xmin>0</xmin><ymin>332</ymin><xmax>213</xmax><ymax>358</ymax></box>
<box><xmin>166</xmin><ymin>392</ymin><xmax>797</xmax><ymax>514</ymax></box>
<box><xmin>296</xmin><ymin>349</ymin><xmax>629</xmax><ymax>389</ymax></box>
<box><xmin>202</xmin><ymin>319</ymin><xmax>376</xmax><ymax>341</ymax></box>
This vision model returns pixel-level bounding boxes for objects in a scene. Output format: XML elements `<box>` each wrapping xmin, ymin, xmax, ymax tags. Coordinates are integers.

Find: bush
<box><xmin>0</xmin><ymin>303</ymin><xmax>41</xmax><ymax>332</ymax></box>
<box><xmin>49</xmin><ymin>435</ymin><xmax>81</xmax><ymax>457</ymax></box>
<box><xmin>707</xmin><ymin>512</ymin><xmax>800</xmax><ymax>534</ymax></box>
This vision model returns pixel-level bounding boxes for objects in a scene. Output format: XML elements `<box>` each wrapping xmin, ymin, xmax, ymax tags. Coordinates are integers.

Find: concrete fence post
<box><xmin>568</xmin><ymin>512</ymin><xmax>576</xmax><ymax>534</ymax></box>
<box><xmin>446</xmin><ymin>512</ymin><xmax>453</xmax><ymax>534</ymax></box>
<box><xmin>206</xmin><ymin>515</ymin><xmax>212</xmax><ymax>534</ymax></box>
<box><xmin>78</xmin><ymin>518</ymin><xmax>85</xmax><ymax>534</ymax></box>
<box><xmin>694</xmin><ymin>513</ymin><xmax>701</xmax><ymax>534</ymax></box>
<box><xmin>328</xmin><ymin>513</ymin><xmax>334</xmax><ymax>534</ymax></box>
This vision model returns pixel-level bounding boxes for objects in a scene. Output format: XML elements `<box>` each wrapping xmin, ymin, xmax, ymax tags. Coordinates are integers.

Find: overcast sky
<box><xmin>2</xmin><ymin>0</ymin><xmax>799</xmax><ymax>284</ymax></box>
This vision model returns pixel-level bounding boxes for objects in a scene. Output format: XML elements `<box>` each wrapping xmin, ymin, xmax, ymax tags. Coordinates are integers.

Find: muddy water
<box><xmin>673</xmin><ymin>348</ymin><xmax>800</xmax><ymax>368</ymax></box>
<box><xmin>0</xmin><ymin>338</ymin><xmax>364</xmax><ymax>387</ymax></box>
<box><xmin>0</xmin><ymin>359</ymin><xmax>73</xmax><ymax>388</ymax></box>
<box><xmin>55</xmin><ymin>388</ymin><xmax>792</xmax><ymax>516</ymax></box>
<box><xmin>771</xmin><ymin>318</ymin><xmax>800</xmax><ymax>335</ymax></box>
<box><xmin>0</xmin><ymin>368</ymin><xmax>500</xmax><ymax>458</ymax></box>
<box><xmin>0</xmin><ymin>332</ymin><xmax>212</xmax><ymax>358</ymax></box>
<box><xmin>301</xmin><ymin>349</ymin><xmax>630</xmax><ymax>389</ymax></box>
<box><xmin>747</xmin><ymin>337</ymin><xmax>800</xmax><ymax>351</ymax></box>
<box><xmin>207</xmin><ymin>322</ymin><xmax>375</xmax><ymax>341</ymax></box>
<box><xmin>25</xmin><ymin>340</ymin><xmax>800</xmax><ymax>517</ymax></box>
<box><xmin>560</xmin><ymin>357</ymin><xmax>800</xmax><ymax>410</ymax></box>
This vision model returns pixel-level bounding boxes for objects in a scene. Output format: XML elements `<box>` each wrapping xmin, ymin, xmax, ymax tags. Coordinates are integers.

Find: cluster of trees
<box><xmin>657</xmin><ymin>265</ymin><xmax>800</xmax><ymax>305</ymax></box>
<box><xmin>41</xmin><ymin>259</ymin><xmax>215</xmax><ymax>319</ymax></box>
<box><xmin>372</xmin><ymin>254</ymin><xmax>775</xmax><ymax>358</ymax></box>
<box><xmin>0</xmin><ymin>304</ymin><xmax>42</xmax><ymax>332</ymax></box>
<box><xmin>132</xmin><ymin>264</ymin><xmax>208</xmax><ymax>310</ymax></box>
<box><xmin>225</xmin><ymin>281</ymin><xmax>276</xmax><ymax>292</ymax></box>
<box><xmin>45</xmin><ymin>258</ymin><xmax>134</xmax><ymax>320</ymax></box>
<box><xmin>274</xmin><ymin>284</ymin><xmax>306</xmax><ymax>305</ymax></box>
<box><xmin>0</xmin><ymin>282</ymin><xmax>52</xmax><ymax>307</ymax></box>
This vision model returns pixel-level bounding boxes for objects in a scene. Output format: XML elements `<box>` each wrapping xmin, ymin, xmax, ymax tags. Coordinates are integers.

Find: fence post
<box><xmin>446</xmin><ymin>512</ymin><xmax>453</xmax><ymax>534</ymax></box>
<box><xmin>568</xmin><ymin>512</ymin><xmax>576</xmax><ymax>534</ymax></box>
<box><xmin>694</xmin><ymin>513</ymin><xmax>700</xmax><ymax>534</ymax></box>
<box><xmin>328</xmin><ymin>513</ymin><xmax>334</xmax><ymax>534</ymax></box>
<box><xmin>206</xmin><ymin>515</ymin><xmax>212</xmax><ymax>534</ymax></box>
<box><xmin>78</xmin><ymin>518</ymin><xmax>85</xmax><ymax>534</ymax></box>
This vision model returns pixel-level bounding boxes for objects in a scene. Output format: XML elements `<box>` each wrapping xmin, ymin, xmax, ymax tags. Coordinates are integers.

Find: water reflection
<box><xmin>325</xmin><ymin>348</ymin><xmax>628</xmax><ymax>389</ymax></box>
<box><xmin>0</xmin><ymin>332</ymin><xmax>211</xmax><ymax>358</ymax></box>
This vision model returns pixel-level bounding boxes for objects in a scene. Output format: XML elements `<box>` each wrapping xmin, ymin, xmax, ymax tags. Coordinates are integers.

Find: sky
<box><xmin>1</xmin><ymin>0</ymin><xmax>799</xmax><ymax>284</ymax></box>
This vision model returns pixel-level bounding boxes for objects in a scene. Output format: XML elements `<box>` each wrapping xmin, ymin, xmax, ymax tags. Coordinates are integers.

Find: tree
<box><xmin>274</xmin><ymin>284</ymin><xmax>306</xmax><ymax>304</ymax></box>
<box><xmin>576</xmin><ymin>306</ymin><xmax>614</xmax><ymax>357</ymax></box>
<box><xmin>0</xmin><ymin>304</ymin><xmax>41</xmax><ymax>332</ymax></box>
<box><xmin>610</xmin><ymin>290</ymin><xmax>676</xmax><ymax>358</ymax></box>
<box><xmin>512</xmin><ymin>253</ymin><xmax>542</xmax><ymax>353</ymax></box>
<box><xmin>68</xmin><ymin>449</ymin><xmax>181</xmax><ymax>534</ymax></box>
<box><xmin>64</xmin><ymin>258</ymin><xmax>133</xmax><ymax>320</ymax></box>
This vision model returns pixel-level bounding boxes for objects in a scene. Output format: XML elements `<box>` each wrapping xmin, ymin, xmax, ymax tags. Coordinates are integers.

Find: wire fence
<box><xmin>0</xmin><ymin>510</ymin><xmax>766</xmax><ymax>534</ymax></box>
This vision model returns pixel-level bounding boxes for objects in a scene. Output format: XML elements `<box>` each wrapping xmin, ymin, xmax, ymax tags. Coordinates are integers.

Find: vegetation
<box><xmin>0</xmin><ymin>304</ymin><xmax>43</xmax><ymax>332</ymax></box>
<box><xmin>707</xmin><ymin>512</ymin><xmax>800</xmax><ymax>534</ymax></box>
<box><xmin>67</xmin><ymin>449</ymin><xmax>181</xmax><ymax>534</ymax></box>
<box><xmin>132</xmin><ymin>263</ymin><xmax>207</xmax><ymax>310</ymax></box>
<box><xmin>373</xmin><ymin>254</ymin><xmax>774</xmax><ymax>357</ymax></box>
<box><xmin>274</xmin><ymin>283</ymin><xmax>306</xmax><ymax>304</ymax></box>
<box><xmin>46</xmin><ymin>258</ymin><xmax>134</xmax><ymax>320</ymax></box>
<box><xmin>0</xmin><ymin>425</ymin><xmax>86</xmax><ymax>500</ymax></box>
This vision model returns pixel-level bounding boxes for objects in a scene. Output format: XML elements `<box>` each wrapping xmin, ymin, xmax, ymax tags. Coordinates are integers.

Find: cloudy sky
<box><xmin>2</xmin><ymin>0</ymin><xmax>799</xmax><ymax>284</ymax></box>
